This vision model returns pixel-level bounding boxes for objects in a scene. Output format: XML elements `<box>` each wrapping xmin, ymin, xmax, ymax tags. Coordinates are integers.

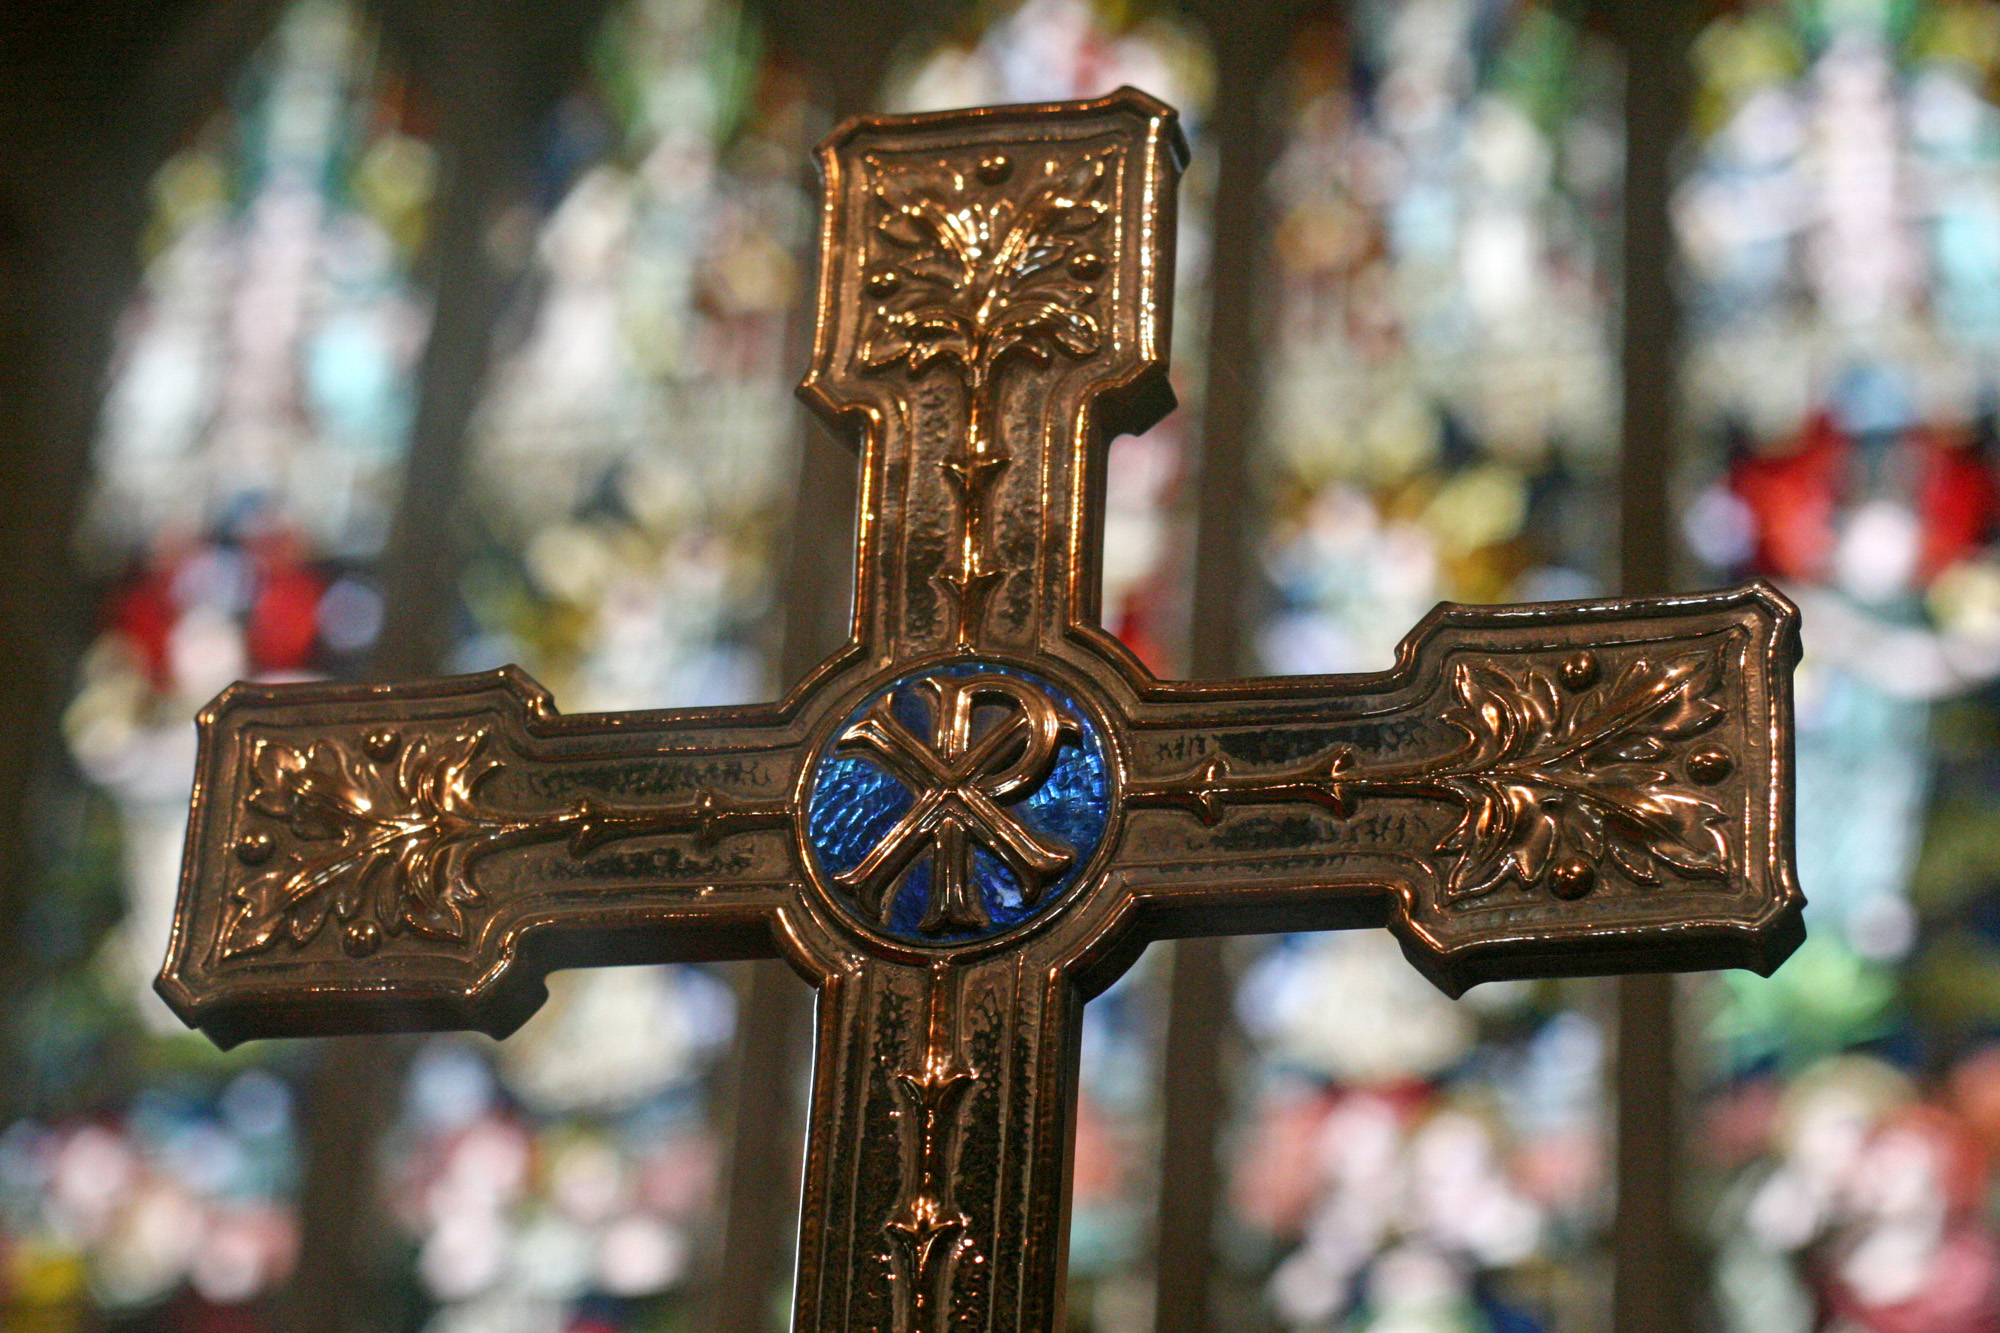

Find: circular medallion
<box><xmin>802</xmin><ymin>664</ymin><xmax>1111</xmax><ymax>945</ymax></box>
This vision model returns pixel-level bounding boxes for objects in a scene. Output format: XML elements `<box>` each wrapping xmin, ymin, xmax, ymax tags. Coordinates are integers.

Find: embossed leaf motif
<box><xmin>860</xmin><ymin>151</ymin><xmax>1111</xmax><ymax>382</ymax></box>
<box><xmin>224</xmin><ymin>731</ymin><xmax>509</xmax><ymax>958</ymax></box>
<box><xmin>1433</xmin><ymin>653</ymin><xmax>1731</xmax><ymax>901</ymax></box>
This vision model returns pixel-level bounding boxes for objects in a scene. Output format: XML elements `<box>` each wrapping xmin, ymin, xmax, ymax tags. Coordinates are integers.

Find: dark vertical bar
<box><xmin>709</xmin><ymin>959</ymin><xmax>812</xmax><ymax>1332</ymax></box>
<box><xmin>279</xmin><ymin>1036</ymin><xmax>409</xmax><ymax>1333</ymax></box>
<box><xmin>753</xmin><ymin>0</ymin><xmax>917</xmax><ymax>684</ymax></box>
<box><xmin>369</xmin><ymin>138</ymin><xmax>520</xmax><ymax>678</ymax></box>
<box><xmin>0</xmin><ymin>0</ymin><xmax>281</xmax><ymax>1081</ymax></box>
<box><xmin>1617</xmin><ymin>5</ymin><xmax>1685</xmax><ymax>606</ymax></box>
<box><xmin>280</xmin><ymin>85</ymin><xmax>516</xmax><ymax>1333</ymax></box>
<box><xmin>1152</xmin><ymin>935</ymin><xmax>1232</xmax><ymax>1333</ymax></box>
<box><xmin>1614</xmin><ymin>3</ymin><xmax>1693</xmax><ymax>1331</ymax></box>
<box><xmin>369</xmin><ymin>0</ymin><xmax>615</xmax><ymax>680</ymax></box>
<box><xmin>280</xmin><ymin>7</ymin><xmax>607</xmax><ymax>1328</ymax></box>
<box><xmin>1154</xmin><ymin>7</ymin><xmax>1290</xmax><ymax>1331</ymax></box>
<box><xmin>704</xmin><ymin>9</ymin><xmax>916</xmax><ymax>1326</ymax></box>
<box><xmin>1182</xmin><ymin>21</ymin><xmax>1284</xmax><ymax>686</ymax></box>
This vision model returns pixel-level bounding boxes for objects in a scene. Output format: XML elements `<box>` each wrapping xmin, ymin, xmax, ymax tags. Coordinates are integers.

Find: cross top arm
<box><xmin>799</xmin><ymin>87</ymin><xmax>1184</xmax><ymax>667</ymax></box>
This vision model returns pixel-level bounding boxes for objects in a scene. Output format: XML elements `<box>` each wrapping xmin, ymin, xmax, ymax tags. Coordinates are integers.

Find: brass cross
<box><xmin>159</xmin><ymin>90</ymin><xmax>1803</xmax><ymax>1332</ymax></box>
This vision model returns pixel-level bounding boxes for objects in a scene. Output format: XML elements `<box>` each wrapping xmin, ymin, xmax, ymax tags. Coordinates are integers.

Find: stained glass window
<box><xmin>18</xmin><ymin>5</ymin><xmax>1920</xmax><ymax>1329</ymax></box>
<box><xmin>372</xmin><ymin>0</ymin><xmax>822</xmax><ymax>1327</ymax></box>
<box><xmin>5</xmin><ymin>1</ymin><xmax>432</xmax><ymax>1323</ymax></box>
<box><xmin>382</xmin><ymin>970</ymin><xmax>738</xmax><ymax>1329</ymax></box>
<box><xmin>1677</xmin><ymin>1</ymin><xmax>2000</xmax><ymax>1325</ymax></box>
<box><xmin>1231</xmin><ymin>1</ymin><xmax>1625</xmax><ymax>1326</ymax></box>
<box><xmin>458</xmin><ymin>0</ymin><xmax>814</xmax><ymax>714</ymax></box>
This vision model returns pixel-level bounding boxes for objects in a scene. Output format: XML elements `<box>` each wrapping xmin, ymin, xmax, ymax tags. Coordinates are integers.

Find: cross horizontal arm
<box><xmin>1108</xmin><ymin>583</ymin><xmax>1803</xmax><ymax>994</ymax></box>
<box><xmin>158</xmin><ymin>667</ymin><xmax>812</xmax><ymax>1046</ymax></box>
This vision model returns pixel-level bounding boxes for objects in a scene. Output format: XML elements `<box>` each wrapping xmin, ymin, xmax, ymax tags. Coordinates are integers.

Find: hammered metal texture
<box><xmin>159</xmin><ymin>88</ymin><xmax>1803</xmax><ymax>1333</ymax></box>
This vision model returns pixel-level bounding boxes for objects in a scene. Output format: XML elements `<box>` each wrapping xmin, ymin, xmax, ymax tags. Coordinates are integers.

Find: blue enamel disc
<box><xmin>803</xmin><ymin>664</ymin><xmax>1111</xmax><ymax>944</ymax></box>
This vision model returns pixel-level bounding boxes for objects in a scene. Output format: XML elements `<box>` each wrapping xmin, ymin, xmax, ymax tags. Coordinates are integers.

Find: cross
<box><xmin>159</xmin><ymin>89</ymin><xmax>1804</xmax><ymax>1332</ymax></box>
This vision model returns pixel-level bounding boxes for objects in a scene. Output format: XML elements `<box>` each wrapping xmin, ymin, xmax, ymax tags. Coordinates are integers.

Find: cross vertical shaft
<box><xmin>789</xmin><ymin>953</ymin><xmax>1083</xmax><ymax>1333</ymax></box>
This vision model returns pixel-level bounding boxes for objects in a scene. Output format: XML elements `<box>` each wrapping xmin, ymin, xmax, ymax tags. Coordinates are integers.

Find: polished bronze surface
<box><xmin>159</xmin><ymin>88</ymin><xmax>1802</xmax><ymax>1332</ymax></box>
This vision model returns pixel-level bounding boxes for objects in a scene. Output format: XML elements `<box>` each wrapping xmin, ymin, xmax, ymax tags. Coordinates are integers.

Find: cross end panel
<box><xmin>1389</xmin><ymin>582</ymin><xmax>1805</xmax><ymax>995</ymax></box>
<box><xmin>797</xmin><ymin>87</ymin><xmax>1186</xmax><ymax>662</ymax></box>
<box><xmin>1118</xmin><ymin>581</ymin><xmax>1805</xmax><ymax>998</ymax></box>
<box><xmin>159</xmin><ymin>668</ymin><xmax>801</xmax><ymax>1047</ymax></box>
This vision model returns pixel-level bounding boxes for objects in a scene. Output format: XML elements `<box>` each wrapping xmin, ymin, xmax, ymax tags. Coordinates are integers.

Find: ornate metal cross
<box><xmin>159</xmin><ymin>90</ymin><xmax>1802</xmax><ymax>1331</ymax></box>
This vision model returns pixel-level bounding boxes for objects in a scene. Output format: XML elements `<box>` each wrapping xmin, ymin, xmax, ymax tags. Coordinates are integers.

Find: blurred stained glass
<box><xmin>457</xmin><ymin>0</ymin><xmax>815</xmax><ymax>714</ymax></box>
<box><xmin>1676</xmin><ymin>1</ymin><xmax>2000</xmax><ymax>1327</ymax></box>
<box><xmin>1257</xmin><ymin>0</ymin><xmax>1621</xmax><ymax>679</ymax></box>
<box><xmin>383</xmin><ymin>0</ymin><xmax>823</xmax><ymax>1328</ymax></box>
<box><xmin>7</xmin><ymin>0</ymin><xmax>432</xmax><ymax>1324</ymax></box>
<box><xmin>33</xmin><ymin>1</ymin><xmax>1990</xmax><ymax>1328</ymax></box>
<box><xmin>1227</xmin><ymin>2</ymin><xmax>1625</xmax><ymax>1328</ymax></box>
<box><xmin>5</xmin><ymin>0</ymin><xmax>820</xmax><ymax>1327</ymax></box>
<box><xmin>382</xmin><ymin>965</ymin><xmax>738</xmax><ymax>1330</ymax></box>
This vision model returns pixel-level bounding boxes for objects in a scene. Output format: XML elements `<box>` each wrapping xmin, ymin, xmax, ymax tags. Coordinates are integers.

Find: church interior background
<box><xmin>7</xmin><ymin>0</ymin><xmax>2000</xmax><ymax>1329</ymax></box>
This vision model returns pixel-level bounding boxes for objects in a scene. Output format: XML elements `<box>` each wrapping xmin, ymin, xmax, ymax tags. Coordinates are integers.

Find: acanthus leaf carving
<box><xmin>226</xmin><ymin>731</ymin><xmax>509</xmax><ymax>959</ymax></box>
<box><xmin>859</xmin><ymin>150</ymin><xmax>1111</xmax><ymax>387</ymax></box>
<box><xmin>1129</xmin><ymin>648</ymin><xmax>1737</xmax><ymax>908</ymax></box>
<box><xmin>220</xmin><ymin>729</ymin><xmax>789</xmax><ymax>962</ymax></box>
<box><xmin>1427</xmin><ymin>652</ymin><xmax>1731</xmax><ymax>902</ymax></box>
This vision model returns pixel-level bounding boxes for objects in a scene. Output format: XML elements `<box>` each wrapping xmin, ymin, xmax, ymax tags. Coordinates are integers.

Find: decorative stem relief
<box><xmin>859</xmin><ymin>149</ymin><xmax>1114</xmax><ymax>646</ymax></box>
<box><xmin>220</xmin><ymin>729</ymin><xmax>786</xmax><ymax>961</ymax></box>
<box><xmin>886</xmin><ymin>962</ymin><xmax>979</xmax><ymax>1331</ymax></box>
<box><xmin>1131</xmin><ymin>649</ymin><xmax>1738</xmax><ymax>905</ymax></box>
